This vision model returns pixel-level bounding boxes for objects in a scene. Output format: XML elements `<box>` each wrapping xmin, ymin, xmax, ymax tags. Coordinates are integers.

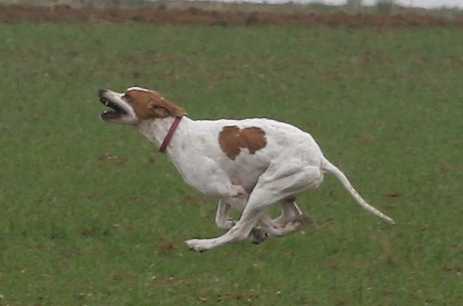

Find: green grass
<box><xmin>0</xmin><ymin>23</ymin><xmax>462</xmax><ymax>306</ymax></box>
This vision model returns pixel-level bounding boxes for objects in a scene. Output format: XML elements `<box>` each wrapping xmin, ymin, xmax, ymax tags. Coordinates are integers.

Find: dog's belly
<box><xmin>222</xmin><ymin>157</ymin><xmax>269</xmax><ymax>193</ymax></box>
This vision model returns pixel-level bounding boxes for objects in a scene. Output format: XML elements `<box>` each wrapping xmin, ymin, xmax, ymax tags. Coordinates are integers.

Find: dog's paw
<box><xmin>249</xmin><ymin>228</ymin><xmax>269</xmax><ymax>245</ymax></box>
<box><xmin>185</xmin><ymin>239</ymin><xmax>210</xmax><ymax>252</ymax></box>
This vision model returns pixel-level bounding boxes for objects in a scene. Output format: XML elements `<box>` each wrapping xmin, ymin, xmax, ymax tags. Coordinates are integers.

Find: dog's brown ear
<box><xmin>126</xmin><ymin>88</ymin><xmax>187</xmax><ymax>120</ymax></box>
<box><xmin>148</xmin><ymin>99</ymin><xmax>187</xmax><ymax>118</ymax></box>
<box><xmin>162</xmin><ymin>99</ymin><xmax>187</xmax><ymax>117</ymax></box>
<box><xmin>150</xmin><ymin>105</ymin><xmax>170</xmax><ymax>118</ymax></box>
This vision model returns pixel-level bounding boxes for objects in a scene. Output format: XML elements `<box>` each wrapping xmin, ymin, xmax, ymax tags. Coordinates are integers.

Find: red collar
<box><xmin>159</xmin><ymin>116</ymin><xmax>183</xmax><ymax>153</ymax></box>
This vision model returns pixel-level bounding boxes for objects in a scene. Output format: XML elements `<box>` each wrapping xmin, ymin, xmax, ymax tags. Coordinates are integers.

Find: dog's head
<box><xmin>98</xmin><ymin>87</ymin><xmax>186</xmax><ymax>125</ymax></box>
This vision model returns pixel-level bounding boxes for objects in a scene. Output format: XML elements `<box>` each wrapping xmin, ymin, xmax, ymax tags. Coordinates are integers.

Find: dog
<box><xmin>98</xmin><ymin>86</ymin><xmax>394</xmax><ymax>252</ymax></box>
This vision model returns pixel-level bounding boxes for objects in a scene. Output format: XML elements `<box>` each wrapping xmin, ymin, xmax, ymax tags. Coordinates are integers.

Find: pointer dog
<box><xmin>98</xmin><ymin>86</ymin><xmax>394</xmax><ymax>252</ymax></box>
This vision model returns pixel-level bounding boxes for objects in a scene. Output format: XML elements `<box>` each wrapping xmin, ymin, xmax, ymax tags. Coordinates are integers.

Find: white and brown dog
<box><xmin>98</xmin><ymin>86</ymin><xmax>394</xmax><ymax>252</ymax></box>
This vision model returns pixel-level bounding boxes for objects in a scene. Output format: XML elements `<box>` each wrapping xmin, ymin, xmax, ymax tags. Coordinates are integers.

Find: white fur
<box><xmin>101</xmin><ymin>88</ymin><xmax>395</xmax><ymax>252</ymax></box>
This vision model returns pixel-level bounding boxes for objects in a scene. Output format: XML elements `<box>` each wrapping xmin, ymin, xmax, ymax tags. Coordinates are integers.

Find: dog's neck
<box><xmin>137</xmin><ymin>116</ymin><xmax>192</xmax><ymax>153</ymax></box>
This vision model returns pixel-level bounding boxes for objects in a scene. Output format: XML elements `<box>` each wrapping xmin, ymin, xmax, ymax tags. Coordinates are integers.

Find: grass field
<box><xmin>0</xmin><ymin>23</ymin><xmax>462</xmax><ymax>306</ymax></box>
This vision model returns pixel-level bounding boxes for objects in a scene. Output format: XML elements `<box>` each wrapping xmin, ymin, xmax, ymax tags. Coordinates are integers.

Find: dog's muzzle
<box><xmin>99</xmin><ymin>89</ymin><xmax>128</xmax><ymax>120</ymax></box>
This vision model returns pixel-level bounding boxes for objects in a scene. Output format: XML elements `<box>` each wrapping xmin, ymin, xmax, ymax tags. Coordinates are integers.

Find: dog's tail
<box><xmin>321</xmin><ymin>157</ymin><xmax>395</xmax><ymax>224</ymax></box>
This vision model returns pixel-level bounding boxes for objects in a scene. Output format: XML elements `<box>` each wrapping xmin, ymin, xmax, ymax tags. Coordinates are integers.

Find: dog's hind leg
<box><xmin>272</xmin><ymin>197</ymin><xmax>304</xmax><ymax>227</ymax></box>
<box><xmin>257</xmin><ymin>200</ymin><xmax>314</xmax><ymax>238</ymax></box>
<box><xmin>272</xmin><ymin>198</ymin><xmax>317</xmax><ymax>230</ymax></box>
<box><xmin>186</xmin><ymin>161</ymin><xmax>323</xmax><ymax>251</ymax></box>
<box><xmin>215</xmin><ymin>197</ymin><xmax>271</xmax><ymax>244</ymax></box>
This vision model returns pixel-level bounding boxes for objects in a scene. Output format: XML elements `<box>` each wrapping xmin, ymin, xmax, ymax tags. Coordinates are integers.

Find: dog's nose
<box><xmin>98</xmin><ymin>89</ymin><xmax>107</xmax><ymax>97</ymax></box>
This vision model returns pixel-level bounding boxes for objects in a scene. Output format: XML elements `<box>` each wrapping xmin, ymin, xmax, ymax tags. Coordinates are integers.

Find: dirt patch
<box><xmin>1</xmin><ymin>5</ymin><xmax>462</xmax><ymax>27</ymax></box>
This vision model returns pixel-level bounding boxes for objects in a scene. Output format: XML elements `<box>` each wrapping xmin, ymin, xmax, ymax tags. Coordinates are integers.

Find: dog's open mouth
<box><xmin>100</xmin><ymin>96</ymin><xmax>128</xmax><ymax>120</ymax></box>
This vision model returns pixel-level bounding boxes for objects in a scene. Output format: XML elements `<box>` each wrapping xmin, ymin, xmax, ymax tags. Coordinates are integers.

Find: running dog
<box><xmin>98</xmin><ymin>86</ymin><xmax>394</xmax><ymax>252</ymax></box>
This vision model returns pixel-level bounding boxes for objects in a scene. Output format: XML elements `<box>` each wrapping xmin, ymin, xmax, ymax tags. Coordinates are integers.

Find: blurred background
<box><xmin>0</xmin><ymin>1</ymin><xmax>462</xmax><ymax>306</ymax></box>
<box><xmin>1</xmin><ymin>0</ymin><xmax>463</xmax><ymax>9</ymax></box>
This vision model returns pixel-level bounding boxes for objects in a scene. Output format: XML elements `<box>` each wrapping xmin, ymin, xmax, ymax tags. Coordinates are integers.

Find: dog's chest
<box><xmin>176</xmin><ymin>131</ymin><xmax>272</xmax><ymax>191</ymax></box>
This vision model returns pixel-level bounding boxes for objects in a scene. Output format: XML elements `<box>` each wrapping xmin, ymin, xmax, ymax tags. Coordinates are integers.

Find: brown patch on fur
<box><xmin>125</xmin><ymin>89</ymin><xmax>186</xmax><ymax>120</ymax></box>
<box><xmin>219</xmin><ymin>126</ymin><xmax>267</xmax><ymax>160</ymax></box>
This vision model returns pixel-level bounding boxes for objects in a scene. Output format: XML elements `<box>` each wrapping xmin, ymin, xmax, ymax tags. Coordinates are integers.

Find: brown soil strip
<box><xmin>1</xmin><ymin>5</ymin><xmax>462</xmax><ymax>27</ymax></box>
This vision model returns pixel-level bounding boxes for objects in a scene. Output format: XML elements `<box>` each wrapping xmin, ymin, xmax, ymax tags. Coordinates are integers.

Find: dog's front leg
<box><xmin>215</xmin><ymin>200</ymin><xmax>235</xmax><ymax>230</ymax></box>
